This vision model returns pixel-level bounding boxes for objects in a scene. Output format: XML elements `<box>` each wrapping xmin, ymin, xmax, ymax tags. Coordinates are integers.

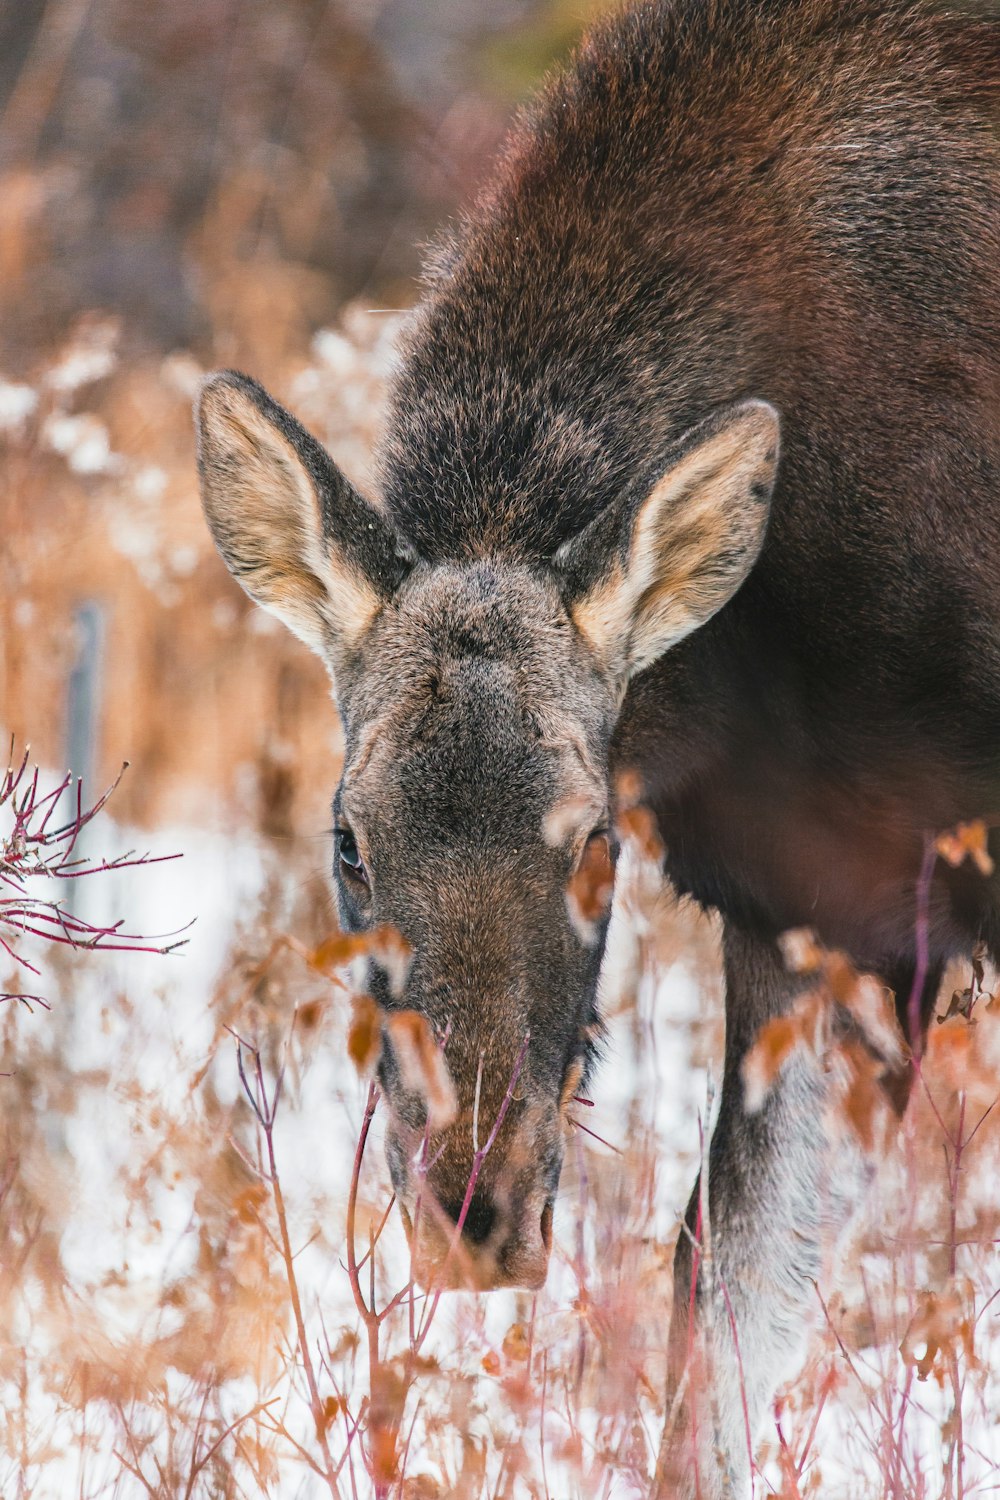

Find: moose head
<box><xmin>196</xmin><ymin>371</ymin><xmax>778</xmax><ymax>1290</ymax></box>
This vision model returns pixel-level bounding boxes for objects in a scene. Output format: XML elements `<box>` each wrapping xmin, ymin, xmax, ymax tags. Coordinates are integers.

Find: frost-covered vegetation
<box><xmin>5</xmin><ymin>305</ymin><xmax>1000</xmax><ymax>1500</ymax></box>
<box><xmin>3</xmin><ymin>2</ymin><xmax>1000</xmax><ymax>1495</ymax></box>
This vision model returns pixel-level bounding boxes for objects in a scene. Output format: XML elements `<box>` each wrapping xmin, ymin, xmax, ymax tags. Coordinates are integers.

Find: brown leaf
<box><xmin>385</xmin><ymin>1010</ymin><xmax>457</xmax><ymax>1130</ymax></box>
<box><xmin>830</xmin><ymin>1038</ymin><xmax>889</xmax><ymax>1154</ymax></box>
<box><xmin>775</xmin><ymin>932</ymin><xmax>905</xmax><ymax>1076</ymax></box>
<box><xmin>402</xmin><ymin>1476</ymin><xmax>443</xmax><ymax>1500</ymax></box>
<box><xmin>940</xmin><ymin>985</ymin><xmax>976</xmax><ymax>1025</ymax></box>
<box><xmin>777</xmin><ymin>927</ymin><xmax>825</xmax><ymax>975</ymax></box>
<box><xmin>742</xmin><ymin>1014</ymin><xmax>804</xmax><ymax>1112</ymax></box>
<box><xmin>615</xmin><ymin>802</ymin><xmax>664</xmax><ymax>862</ymax></box>
<box><xmin>371</xmin><ymin>1425</ymin><xmax>398</xmax><ymax>1484</ymax></box>
<box><xmin>940</xmin><ymin>947</ymin><xmax>992</xmax><ymax>1024</ymax></box>
<box><xmin>347</xmin><ymin>995</ymin><xmax>381</xmax><ymax>1073</ymax></box>
<box><xmin>501</xmin><ymin>1321</ymin><xmax>531</xmax><ymax>1362</ymax></box>
<box><xmin>369</xmin><ymin>923</ymin><xmax>412</xmax><ymax>998</ymax></box>
<box><xmin>311</xmin><ymin>922</ymin><xmax>411</xmax><ymax>997</ymax></box>
<box><xmin>297</xmin><ymin>998</ymin><xmax>325</xmax><ymax>1030</ymax></box>
<box><xmin>797</xmin><ymin>990</ymin><xmax>834</xmax><ymax>1056</ymax></box>
<box><xmin>972</xmin><ymin>945</ymin><xmax>987</xmax><ymax>991</ymax></box>
<box><xmin>823</xmin><ymin>951</ymin><xmax>862</xmax><ymax>1005</ymax></box>
<box><xmin>843</xmin><ymin>974</ymin><xmax>906</xmax><ymax>1071</ymax></box>
<box><xmin>566</xmin><ymin>832</ymin><xmax>614</xmax><ymax>942</ymax></box>
<box><xmin>310</xmin><ymin>930</ymin><xmax>370</xmax><ymax>974</ymax></box>
<box><xmin>900</xmin><ymin>1284</ymin><xmax>976</xmax><ymax>1383</ymax></box>
<box><xmin>319</xmin><ymin>1394</ymin><xmax>345</xmax><ymax>1434</ymax></box>
<box><xmin>935</xmin><ymin>819</ymin><xmax>995</xmax><ymax>877</ymax></box>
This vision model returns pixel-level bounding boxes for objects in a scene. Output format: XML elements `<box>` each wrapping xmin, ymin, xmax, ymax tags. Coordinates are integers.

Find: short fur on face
<box><xmin>195</xmin><ymin>378</ymin><xmax>776</xmax><ymax>1285</ymax></box>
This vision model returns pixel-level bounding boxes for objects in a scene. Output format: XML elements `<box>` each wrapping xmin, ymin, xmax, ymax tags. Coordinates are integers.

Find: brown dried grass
<box><xmin>4</xmin><ymin>298</ymin><xmax>1000</xmax><ymax>1500</ymax></box>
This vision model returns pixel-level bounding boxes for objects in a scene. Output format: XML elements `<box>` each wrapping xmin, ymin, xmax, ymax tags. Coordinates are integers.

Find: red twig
<box><xmin>0</xmin><ymin>749</ymin><xmax>188</xmax><ymax>1003</ymax></box>
<box><xmin>413</xmin><ymin>1031</ymin><xmax>530</xmax><ymax>1352</ymax></box>
<box><xmin>233</xmin><ymin>1033</ymin><xmax>343</xmax><ymax>1499</ymax></box>
<box><xmin>907</xmin><ymin>836</ymin><xmax>938</xmax><ymax>1059</ymax></box>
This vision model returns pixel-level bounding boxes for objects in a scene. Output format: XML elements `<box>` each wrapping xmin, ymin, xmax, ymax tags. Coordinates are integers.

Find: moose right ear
<box><xmin>196</xmin><ymin>372</ymin><xmax>415</xmax><ymax>673</ymax></box>
<box><xmin>553</xmin><ymin>400</ymin><xmax>779</xmax><ymax>680</ymax></box>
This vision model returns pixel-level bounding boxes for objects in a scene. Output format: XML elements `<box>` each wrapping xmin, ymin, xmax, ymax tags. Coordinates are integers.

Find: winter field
<box><xmin>4</xmin><ymin>307</ymin><xmax>1000</xmax><ymax>1499</ymax></box>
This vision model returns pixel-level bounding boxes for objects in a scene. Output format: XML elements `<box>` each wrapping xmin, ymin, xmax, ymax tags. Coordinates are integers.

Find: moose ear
<box><xmin>553</xmin><ymin>400</ymin><xmax>779</xmax><ymax>679</ymax></box>
<box><xmin>196</xmin><ymin>372</ymin><xmax>415</xmax><ymax>672</ymax></box>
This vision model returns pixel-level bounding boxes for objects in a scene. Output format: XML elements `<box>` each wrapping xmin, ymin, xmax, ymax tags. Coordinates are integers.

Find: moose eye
<box><xmin>336</xmin><ymin>828</ymin><xmax>368</xmax><ymax>884</ymax></box>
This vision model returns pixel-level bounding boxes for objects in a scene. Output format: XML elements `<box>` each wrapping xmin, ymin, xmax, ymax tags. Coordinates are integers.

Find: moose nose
<box><xmin>440</xmin><ymin>1188</ymin><xmax>497</xmax><ymax>1247</ymax></box>
<box><xmin>407</xmin><ymin>1187</ymin><xmax>553</xmax><ymax>1291</ymax></box>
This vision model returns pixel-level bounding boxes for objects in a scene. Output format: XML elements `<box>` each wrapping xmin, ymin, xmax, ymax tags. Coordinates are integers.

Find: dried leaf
<box><xmin>940</xmin><ymin>985</ymin><xmax>976</xmax><ymax>1025</ymax></box>
<box><xmin>402</xmin><ymin>1475</ymin><xmax>443</xmax><ymax>1500</ymax></box>
<box><xmin>797</xmin><ymin>990</ymin><xmax>834</xmax><ymax>1057</ymax></box>
<box><xmin>232</xmin><ymin>1184</ymin><xmax>267</xmax><ymax>1225</ymax></box>
<box><xmin>934</xmin><ymin>819</ymin><xmax>995</xmax><ymax>877</ymax></box>
<box><xmin>830</xmin><ymin>1039</ymin><xmax>890</xmax><ymax>1154</ymax></box>
<box><xmin>369</xmin><ymin>923</ymin><xmax>413</xmax><ymax>997</ymax></box>
<box><xmin>616</xmin><ymin>802</ymin><xmax>664</xmax><ymax>862</ymax></box>
<box><xmin>940</xmin><ymin>947</ymin><xmax>992</xmax><ymax>1024</ymax></box>
<box><xmin>972</xmin><ymin>945</ymin><xmax>987</xmax><ymax>990</ymax></box>
<box><xmin>320</xmin><ymin>1394</ymin><xmax>345</xmax><ymax>1434</ymax></box>
<box><xmin>502</xmin><ymin>1321</ymin><xmax>531</xmax><ymax>1362</ymax></box>
<box><xmin>310</xmin><ymin>930</ymin><xmax>370</xmax><ymax>974</ymax></box>
<box><xmin>371</xmin><ymin>1425</ymin><xmax>398</xmax><ymax>1484</ymax></box>
<box><xmin>385</xmin><ymin>1010</ymin><xmax>457</xmax><ymax>1130</ymax></box>
<box><xmin>900</xmin><ymin>1284</ymin><xmax>977</xmax><ymax>1383</ymax></box>
<box><xmin>777</xmin><ymin>927</ymin><xmax>825</xmax><ymax>975</ymax></box>
<box><xmin>742</xmin><ymin>1014</ymin><xmax>805</xmax><ymax>1112</ymax></box>
<box><xmin>843</xmin><ymin>974</ymin><xmax>906</xmax><ymax>1070</ymax></box>
<box><xmin>566</xmin><ymin>832</ymin><xmax>614</xmax><ymax>942</ymax></box>
<box><xmin>311</xmin><ymin>922</ymin><xmax>411</xmax><ymax>997</ymax></box>
<box><xmin>347</xmin><ymin>994</ymin><xmax>382</xmax><ymax>1073</ymax></box>
<box><xmin>297</xmin><ymin>997</ymin><xmax>325</xmax><ymax>1030</ymax></box>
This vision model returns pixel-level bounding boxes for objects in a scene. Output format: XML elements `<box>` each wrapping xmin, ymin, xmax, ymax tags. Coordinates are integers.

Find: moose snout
<box><xmin>382</xmin><ymin>1033</ymin><xmax>567</xmax><ymax>1292</ymax></box>
<box><xmin>401</xmin><ymin>1179</ymin><xmax>555</xmax><ymax>1291</ymax></box>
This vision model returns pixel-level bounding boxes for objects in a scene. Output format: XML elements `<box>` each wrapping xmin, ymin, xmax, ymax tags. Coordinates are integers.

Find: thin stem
<box><xmin>237</xmin><ymin>1037</ymin><xmax>342</xmax><ymax>1499</ymax></box>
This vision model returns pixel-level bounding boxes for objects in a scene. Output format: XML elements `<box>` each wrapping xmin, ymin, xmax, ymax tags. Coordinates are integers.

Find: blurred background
<box><xmin>0</xmin><ymin>0</ymin><xmax>603</xmax><ymax>835</ymax></box>
<box><xmin>1</xmin><ymin>7</ymin><xmax>724</xmax><ymax>1497</ymax></box>
<box><xmin>4</xmin><ymin>5</ymin><xmax>999</xmax><ymax>1497</ymax></box>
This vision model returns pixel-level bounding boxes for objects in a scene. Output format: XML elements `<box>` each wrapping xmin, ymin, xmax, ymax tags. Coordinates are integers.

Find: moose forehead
<box><xmin>338</xmin><ymin>561</ymin><xmax>610</xmax><ymax>841</ymax></box>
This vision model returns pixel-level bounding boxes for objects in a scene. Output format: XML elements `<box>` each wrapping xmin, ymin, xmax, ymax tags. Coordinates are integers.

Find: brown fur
<box><xmin>197</xmin><ymin>3</ymin><xmax>1000</xmax><ymax>1488</ymax></box>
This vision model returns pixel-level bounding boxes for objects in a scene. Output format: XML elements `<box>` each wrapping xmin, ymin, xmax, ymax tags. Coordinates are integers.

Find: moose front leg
<box><xmin>660</xmin><ymin>921</ymin><xmax>872</xmax><ymax>1498</ymax></box>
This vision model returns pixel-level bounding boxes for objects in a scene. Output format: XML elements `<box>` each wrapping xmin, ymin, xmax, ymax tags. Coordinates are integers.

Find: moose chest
<box><xmin>637</xmin><ymin>710</ymin><xmax>999</xmax><ymax>978</ymax></box>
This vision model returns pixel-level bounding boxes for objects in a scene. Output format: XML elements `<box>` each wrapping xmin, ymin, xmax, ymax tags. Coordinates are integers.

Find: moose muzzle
<box><xmin>401</xmin><ymin>1176</ymin><xmax>555</xmax><ymax>1291</ymax></box>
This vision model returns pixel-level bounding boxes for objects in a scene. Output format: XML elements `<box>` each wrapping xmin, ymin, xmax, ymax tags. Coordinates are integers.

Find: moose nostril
<box><xmin>442</xmin><ymin>1189</ymin><xmax>496</xmax><ymax>1246</ymax></box>
<box><xmin>540</xmin><ymin>1199</ymin><xmax>554</xmax><ymax>1253</ymax></box>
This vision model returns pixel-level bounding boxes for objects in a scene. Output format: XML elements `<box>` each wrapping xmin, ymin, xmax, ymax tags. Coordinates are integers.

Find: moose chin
<box><xmin>196</xmin><ymin>1</ymin><xmax>1000</xmax><ymax>1491</ymax></box>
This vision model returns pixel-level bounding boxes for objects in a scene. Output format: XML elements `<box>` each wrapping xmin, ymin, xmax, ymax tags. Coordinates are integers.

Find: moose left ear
<box><xmin>197</xmin><ymin>372</ymin><xmax>416</xmax><ymax>680</ymax></box>
<box><xmin>553</xmin><ymin>400</ymin><xmax>780</xmax><ymax>678</ymax></box>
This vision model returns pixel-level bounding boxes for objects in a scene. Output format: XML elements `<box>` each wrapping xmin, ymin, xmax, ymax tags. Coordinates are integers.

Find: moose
<box><xmin>196</xmin><ymin>0</ymin><xmax>1000</xmax><ymax>1490</ymax></box>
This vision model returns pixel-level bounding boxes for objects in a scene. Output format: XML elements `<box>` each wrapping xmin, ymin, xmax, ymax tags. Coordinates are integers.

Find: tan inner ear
<box><xmin>572</xmin><ymin>404</ymin><xmax>778</xmax><ymax>677</ymax></box>
<box><xmin>199</xmin><ymin>382</ymin><xmax>382</xmax><ymax>662</ymax></box>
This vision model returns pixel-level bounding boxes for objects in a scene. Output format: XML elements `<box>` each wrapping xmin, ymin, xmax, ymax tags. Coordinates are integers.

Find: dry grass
<box><xmin>4</xmin><ymin>296</ymin><xmax>1000</xmax><ymax>1500</ymax></box>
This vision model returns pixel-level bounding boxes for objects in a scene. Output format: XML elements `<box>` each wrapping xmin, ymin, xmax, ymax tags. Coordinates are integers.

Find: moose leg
<box><xmin>660</xmin><ymin>921</ymin><xmax>874</xmax><ymax>1498</ymax></box>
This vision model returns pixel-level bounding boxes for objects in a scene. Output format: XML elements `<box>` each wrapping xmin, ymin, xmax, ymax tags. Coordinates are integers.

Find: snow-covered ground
<box><xmin>4</xmin><ymin>801</ymin><xmax>1000</xmax><ymax>1498</ymax></box>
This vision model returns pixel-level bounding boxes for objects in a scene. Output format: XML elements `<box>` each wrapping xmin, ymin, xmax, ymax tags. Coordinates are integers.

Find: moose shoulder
<box><xmin>196</xmin><ymin>0</ymin><xmax>1000</xmax><ymax>1492</ymax></box>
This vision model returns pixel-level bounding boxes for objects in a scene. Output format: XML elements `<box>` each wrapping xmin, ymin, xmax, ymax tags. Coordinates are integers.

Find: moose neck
<box><xmin>373</xmin><ymin>0</ymin><xmax>1000</xmax><ymax>977</ymax></box>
